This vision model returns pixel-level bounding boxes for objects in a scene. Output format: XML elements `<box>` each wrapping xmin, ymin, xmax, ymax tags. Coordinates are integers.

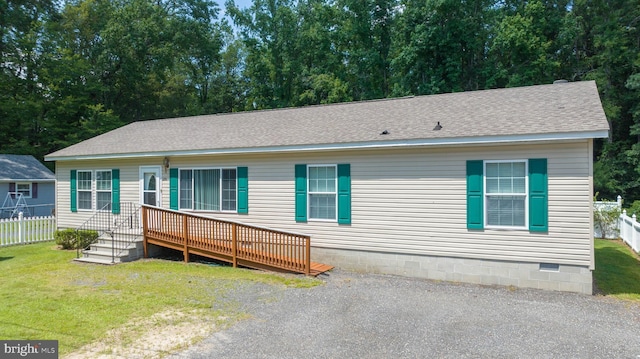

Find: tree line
<box><xmin>1</xmin><ymin>0</ymin><xmax>639</xmax><ymax>201</ymax></box>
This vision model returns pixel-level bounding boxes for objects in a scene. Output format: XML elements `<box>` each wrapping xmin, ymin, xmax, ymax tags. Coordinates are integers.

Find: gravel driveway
<box><xmin>171</xmin><ymin>269</ymin><xmax>640</xmax><ymax>359</ymax></box>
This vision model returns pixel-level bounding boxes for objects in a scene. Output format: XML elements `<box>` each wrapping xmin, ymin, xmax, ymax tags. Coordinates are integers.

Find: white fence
<box><xmin>594</xmin><ymin>195</ymin><xmax>622</xmax><ymax>239</ymax></box>
<box><xmin>620</xmin><ymin>210</ymin><xmax>640</xmax><ymax>253</ymax></box>
<box><xmin>0</xmin><ymin>213</ymin><xmax>56</xmax><ymax>247</ymax></box>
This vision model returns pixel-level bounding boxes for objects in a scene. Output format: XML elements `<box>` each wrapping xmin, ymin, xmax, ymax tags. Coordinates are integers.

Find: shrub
<box><xmin>594</xmin><ymin>194</ymin><xmax>622</xmax><ymax>239</ymax></box>
<box><xmin>54</xmin><ymin>229</ymin><xmax>99</xmax><ymax>250</ymax></box>
<box><xmin>627</xmin><ymin>200</ymin><xmax>640</xmax><ymax>217</ymax></box>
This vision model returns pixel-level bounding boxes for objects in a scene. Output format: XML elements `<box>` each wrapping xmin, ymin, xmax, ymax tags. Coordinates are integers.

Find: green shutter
<box><xmin>466</xmin><ymin>160</ymin><xmax>484</xmax><ymax>229</ymax></box>
<box><xmin>70</xmin><ymin>170</ymin><xmax>77</xmax><ymax>213</ymax></box>
<box><xmin>170</xmin><ymin>168</ymin><xmax>179</xmax><ymax>210</ymax></box>
<box><xmin>528</xmin><ymin>158</ymin><xmax>548</xmax><ymax>232</ymax></box>
<box><xmin>295</xmin><ymin>164</ymin><xmax>307</xmax><ymax>222</ymax></box>
<box><xmin>337</xmin><ymin>164</ymin><xmax>351</xmax><ymax>224</ymax></box>
<box><xmin>237</xmin><ymin>167</ymin><xmax>248</xmax><ymax>214</ymax></box>
<box><xmin>111</xmin><ymin>169</ymin><xmax>120</xmax><ymax>214</ymax></box>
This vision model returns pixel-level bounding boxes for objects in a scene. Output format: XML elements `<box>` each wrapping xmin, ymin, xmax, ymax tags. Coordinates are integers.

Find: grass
<box><xmin>0</xmin><ymin>242</ymin><xmax>322</xmax><ymax>355</ymax></box>
<box><xmin>594</xmin><ymin>238</ymin><xmax>640</xmax><ymax>301</ymax></box>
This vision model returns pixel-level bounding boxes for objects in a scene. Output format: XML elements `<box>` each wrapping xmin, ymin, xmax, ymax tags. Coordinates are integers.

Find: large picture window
<box><xmin>308</xmin><ymin>165</ymin><xmax>337</xmax><ymax>220</ymax></box>
<box><xmin>179</xmin><ymin>168</ymin><xmax>237</xmax><ymax>211</ymax></box>
<box><xmin>485</xmin><ymin>161</ymin><xmax>527</xmax><ymax>227</ymax></box>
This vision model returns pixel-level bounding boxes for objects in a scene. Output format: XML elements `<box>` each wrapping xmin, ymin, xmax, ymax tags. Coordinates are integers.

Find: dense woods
<box><xmin>1</xmin><ymin>0</ymin><xmax>639</xmax><ymax>201</ymax></box>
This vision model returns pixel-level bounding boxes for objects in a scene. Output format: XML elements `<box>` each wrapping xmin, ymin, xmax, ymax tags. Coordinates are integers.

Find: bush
<box><xmin>54</xmin><ymin>229</ymin><xmax>99</xmax><ymax>250</ymax></box>
<box><xmin>627</xmin><ymin>200</ymin><xmax>640</xmax><ymax>217</ymax></box>
<box><xmin>594</xmin><ymin>195</ymin><xmax>622</xmax><ymax>239</ymax></box>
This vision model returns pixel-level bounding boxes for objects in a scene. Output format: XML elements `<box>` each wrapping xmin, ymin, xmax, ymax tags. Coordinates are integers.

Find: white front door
<box><xmin>139</xmin><ymin>166</ymin><xmax>162</xmax><ymax>207</ymax></box>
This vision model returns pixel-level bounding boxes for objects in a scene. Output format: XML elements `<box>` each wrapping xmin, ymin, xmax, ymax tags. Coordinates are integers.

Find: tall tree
<box><xmin>391</xmin><ymin>0</ymin><xmax>495</xmax><ymax>96</ymax></box>
<box><xmin>227</xmin><ymin>0</ymin><xmax>301</xmax><ymax>109</ymax></box>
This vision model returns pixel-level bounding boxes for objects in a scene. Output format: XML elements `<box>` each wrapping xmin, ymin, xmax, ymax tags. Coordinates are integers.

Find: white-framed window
<box><xmin>16</xmin><ymin>183</ymin><xmax>32</xmax><ymax>198</ymax></box>
<box><xmin>95</xmin><ymin>170</ymin><xmax>112</xmax><ymax>211</ymax></box>
<box><xmin>308</xmin><ymin>165</ymin><xmax>337</xmax><ymax>220</ymax></box>
<box><xmin>77</xmin><ymin>170</ymin><xmax>93</xmax><ymax>210</ymax></box>
<box><xmin>179</xmin><ymin>168</ymin><xmax>237</xmax><ymax>212</ymax></box>
<box><xmin>484</xmin><ymin>160</ymin><xmax>527</xmax><ymax>228</ymax></box>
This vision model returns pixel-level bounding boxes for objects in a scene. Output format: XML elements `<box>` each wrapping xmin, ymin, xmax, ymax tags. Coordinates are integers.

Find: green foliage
<box><xmin>627</xmin><ymin>200</ymin><xmax>640</xmax><ymax>217</ymax></box>
<box><xmin>54</xmin><ymin>229</ymin><xmax>98</xmax><ymax>250</ymax></box>
<box><xmin>594</xmin><ymin>194</ymin><xmax>622</xmax><ymax>239</ymax></box>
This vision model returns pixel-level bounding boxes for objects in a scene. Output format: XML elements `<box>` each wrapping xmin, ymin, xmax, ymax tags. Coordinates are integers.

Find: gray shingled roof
<box><xmin>46</xmin><ymin>81</ymin><xmax>609</xmax><ymax>160</ymax></box>
<box><xmin>0</xmin><ymin>155</ymin><xmax>55</xmax><ymax>181</ymax></box>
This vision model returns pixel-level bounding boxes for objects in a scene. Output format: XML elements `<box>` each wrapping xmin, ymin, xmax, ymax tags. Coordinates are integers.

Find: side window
<box><xmin>296</xmin><ymin>164</ymin><xmax>351</xmax><ymax>224</ymax></box>
<box><xmin>95</xmin><ymin>170</ymin><xmax>112</xmax><ymax>211</ymax></box>
<box><xmin>16</xmin><ymin>183</ymin><xmax>32</xmax><ymax>198</ymax></box>
<box><xmin>308</xmin><ymin>165</ymin><xmax>337</xmax><ymax>220</ymax></box>
<box><xmin>467</xmin><ymin>159</ymin><xmax>547</xmax><ymax>232</ymax></box>
<box><xmin>77</xmin><ymin>171</ymin><xmax>93</xmax><ymax>210</ymax></box>
<box><xmin>485</xmin><ymin>161</ymin><xmax>527</xmax><ymax>227</ymax></box>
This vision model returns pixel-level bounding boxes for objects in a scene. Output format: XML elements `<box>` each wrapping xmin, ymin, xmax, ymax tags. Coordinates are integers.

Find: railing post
<box><xmin>183</xmin><ymin>214</ymin><xmax>189</xmax><ymax>263</ymax></box>
<box><xmin>232</xmin><ymin>223</ymin><xmax>238</xmax><ymax>268</ymax></box>
<box><xmin>633</xmin><ymin>214</ymin><xmax>638</xmax><ymax>253</ymax></box>
<box><xmin>305</xmin><ymin>236</ymin><xmax>311</xmax><ymax>276</ymax></box>
<box><xmin>18</xmin><ymin>212</ymin><xmax>24</xmax><ymax>245</ymax></box>
<box><xmin>142</xmin><ymin>206</ymin><xmax>149</xmax><ymax>258</ymax></box>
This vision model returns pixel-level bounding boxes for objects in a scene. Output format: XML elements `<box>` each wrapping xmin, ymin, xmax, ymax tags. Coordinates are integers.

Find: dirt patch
<box><xmin>65</xmin><ymin>310</ymin><xmax>228</xmax><ymax>359</ymax></box>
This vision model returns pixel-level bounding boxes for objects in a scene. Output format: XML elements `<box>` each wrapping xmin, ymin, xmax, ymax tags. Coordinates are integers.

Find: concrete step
<box><xmin>82</xmin><ymin>234</ymin><xmax>144</xmax><ymax>263</ymax></box>
<box><xmin>74</xmin><ymin>257</ymin><xmax>116</xmax><ymax>265</ymax></box>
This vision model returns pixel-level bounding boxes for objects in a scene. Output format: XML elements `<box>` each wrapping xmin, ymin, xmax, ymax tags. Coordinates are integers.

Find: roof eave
<box><xmin>0</xmin><ymin>179</ymin><xmax>55</xmax><ymax>182</ymax></box>
<box><xmin>45</xmin><ymin>130</ymin><xmax>609</xmax><ymax>162</ymax></box>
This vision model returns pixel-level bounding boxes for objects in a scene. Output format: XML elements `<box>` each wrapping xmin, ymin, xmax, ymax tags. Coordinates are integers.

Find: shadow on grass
<box><xmin>594</xmin><ymin>239</ymin><xmax>640</xmax><ymax>297</ymax></box>
<box><xmin>0</xmin><ymin>256</ymin><xmax>14</xmax><ymax>262</ymax></box>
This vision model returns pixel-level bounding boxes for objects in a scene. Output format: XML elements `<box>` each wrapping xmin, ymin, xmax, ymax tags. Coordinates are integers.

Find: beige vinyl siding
<box><xmin>54</xmin><ymin>140</ymin><xmax>592</xmax><ymax>266</ymax></box>
<box><xmin>55</xmin><ymin>158</ymin><xmax>166</xmax><ymax>229</ymax></box>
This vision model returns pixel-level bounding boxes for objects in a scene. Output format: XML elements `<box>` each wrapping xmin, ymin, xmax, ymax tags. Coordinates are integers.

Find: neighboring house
<box><xmin>45</xmin><ymin>81</ymin><xmax>609</xmax><ymax>294</ymax></box>
<box><xmin>0</xmin><ymin>154</ymin><xmax>55</xmax><ymax>218</ymax></box>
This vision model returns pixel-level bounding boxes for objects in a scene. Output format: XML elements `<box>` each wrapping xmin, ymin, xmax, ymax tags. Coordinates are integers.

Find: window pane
<box><xmin>309</xmin><ymin>166</ymin><xmax>336</xmax><ymax>192</ymax></box>
<box><xmin>222</xmin><ymin>169</ymin><xmax>237</xmax><ymax>211</ymax></box>
<box><xmin>513</xmin><ymin>178</ymin><xmax>526</xmax><ymax>193</ymax></box>
<box><xmin>486</xmin><ymin>178</ymin><xmax>499</xmax><ymax>193</ymax></box>
<box><xmin>512</xmin><ymin>162</ymin><xmax>526</xmax><ymax>176</ymax></box>
<box><xmin>78</xmin><ymin>171</ymin><xmax>92</xmax><ymax>190</ymax></box>
<box><xmin>498</xmin><ymin>178</ymin><xmax>512</xmax><ymax>193</ymax></box>
<box><xmin>97</xmin><ymin>192</ymin><xmax>111</xmax><ymax>210</ymax></box>
<box><xmin>309</xmin><ymin>194</ymin><xmax>336</xmax><ymax>220</ymax></box>
<box><xmin>498</xmin><ymin>163</ymin><xmax>512</xmax><ymax>177</ymax></box>
<box><xmin>487</xmin><ymin>196</ymin><xmax>525</xmax><ymax>226</ymax></box>
<box><xmin>194</xmin><ymin>169</ymin><xmax>220</xmax><ymax>211</ymax></box>
<box><xmin>179</xmin><ymin>170</ymin><xmax>193</xmax><ymax>209</ymax></box>
<box><xmin>78</xmin><ymin>191</ymin><xmax>92</xmax><ymax>210</ymax></box>
<box><xmin>96</xmin><ymin>171</ymin><xmax>112</xmax><ymax>190</ymax></box>
<box><xmin>486</xmin><ymin>163</ymin><xmax>498</xmax><ymax>177</ymax></box>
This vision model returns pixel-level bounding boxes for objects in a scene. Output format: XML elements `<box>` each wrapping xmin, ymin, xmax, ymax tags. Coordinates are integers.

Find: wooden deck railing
<box><xmin>142</xmin><ymin>206</ymin><xmax>312</xmax><ymax>275</ymax></box>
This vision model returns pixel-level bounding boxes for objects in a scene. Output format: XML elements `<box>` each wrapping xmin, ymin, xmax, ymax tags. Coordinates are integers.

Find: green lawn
<box><xmin>594</xmin><ymin>238</ymin><xmax>640</xmax><ymax>301</ymax></box>
<box><xmin>0</xmin><ymin>242</ymin><xmax>321</xmax><ymax>355</ymax></box>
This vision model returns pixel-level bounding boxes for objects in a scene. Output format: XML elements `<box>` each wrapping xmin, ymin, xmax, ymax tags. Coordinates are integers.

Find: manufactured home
<box><xmin>45</xmin><ymin>81</ymin><xmax>609</xmax><ymax>294</ymax></box>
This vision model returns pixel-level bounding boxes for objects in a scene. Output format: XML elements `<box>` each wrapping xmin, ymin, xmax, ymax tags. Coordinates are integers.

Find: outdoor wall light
<box><xmin>163</xmin><ymin>156</ymin><xmax>170</xmax><ymax>170</ymax></box>
<box><xmin>433</xmin><ymin>122</ymin><xmax>442</xmax><ymax>131</ymax></box>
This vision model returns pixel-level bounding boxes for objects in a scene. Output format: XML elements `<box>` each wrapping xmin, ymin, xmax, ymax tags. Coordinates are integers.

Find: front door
<box><xmin>139</xmin><ymin>166</ymin><xmax>161</xmax><ymax>207</ymax></box>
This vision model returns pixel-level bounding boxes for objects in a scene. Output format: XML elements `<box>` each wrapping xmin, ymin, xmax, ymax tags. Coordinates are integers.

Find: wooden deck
<box><xmin>142</xmin><ymin>206</ymin><xmax>333</xmax><ymax>276</ymax></box>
